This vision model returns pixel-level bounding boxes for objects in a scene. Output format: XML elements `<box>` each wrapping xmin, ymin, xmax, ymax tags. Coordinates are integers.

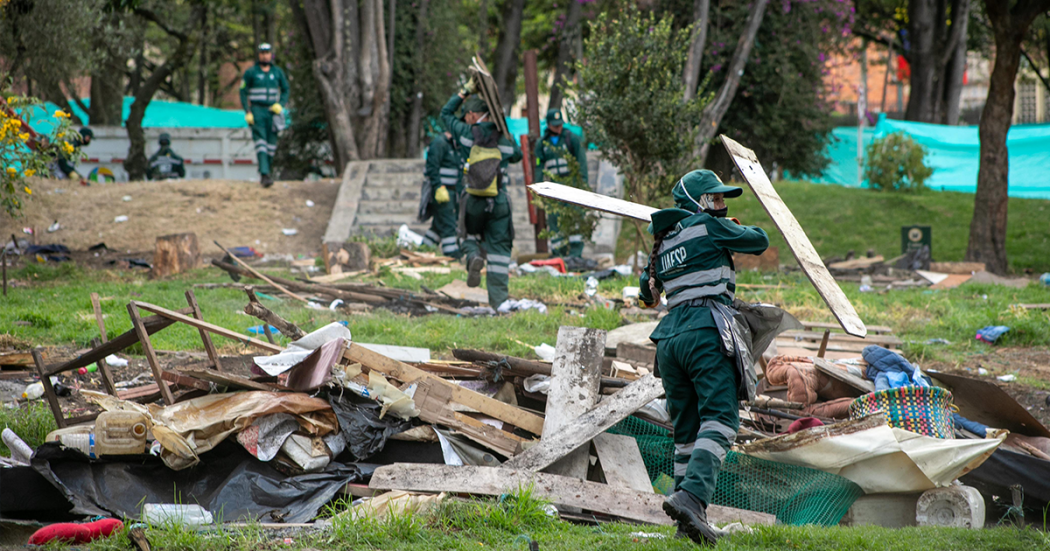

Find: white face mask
<box><xmin>698</xmin><ymin>193</ymin><xmax>718</xmax><ymax>211</ymax></box>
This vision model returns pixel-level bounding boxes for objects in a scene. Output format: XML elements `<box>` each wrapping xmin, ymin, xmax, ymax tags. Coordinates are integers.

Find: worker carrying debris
<box><xmin>419</xmin><ymin>130</ymin><xmax>464</xmax><ymax>258</ymax></box>
<box><xmin>638</xmin><ymin>169</ymin><xmax>769</xmax><ymax>546</ymax></box>
<box><xmin>534</xmin><ymin>108</ymin><xmax>589</xmax><ymax>257</ymax></box>
<box><xmin>147</xmin><ymin>133</ymin><xmax>186</xmax><ymax>180</ymax></box>
<box><xmin>52</xmin><ymin>126</ymin><xmax>92</xmax><ymax>183</ymax></box>
<box><xmin>441</xmin><ymin>79</ymin><xmax>521</xmax><ymax>307</ymax></box>
<box><xmin>240</xmin><ymin>42</ymin><xmax>289</xmax><ymax>188</ymax></box>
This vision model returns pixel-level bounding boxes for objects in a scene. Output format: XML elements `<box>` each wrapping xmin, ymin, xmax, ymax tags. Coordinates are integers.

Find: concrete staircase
<box><xmin>323</xmin><ymin>156</ymin><xmax>620</xmax><ymax>257</ymax></box>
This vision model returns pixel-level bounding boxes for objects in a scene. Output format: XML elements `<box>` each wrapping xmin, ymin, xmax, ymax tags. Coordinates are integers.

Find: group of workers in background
<box><xmin>418</xmin><ymin>79</ymin><xmax>590</xmax><ymax>308</ymax></box>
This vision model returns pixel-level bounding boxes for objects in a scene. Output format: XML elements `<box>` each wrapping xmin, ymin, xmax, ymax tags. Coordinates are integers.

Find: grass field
<box><xmin>620</xmin><ymin>180</ymin><xmax>1050</xmax><ymax>274</ymax></box>
<box><xmin>76</xmin><ymin>490</ymin><xmax>1048</xmax><ymax>551</ymax></box>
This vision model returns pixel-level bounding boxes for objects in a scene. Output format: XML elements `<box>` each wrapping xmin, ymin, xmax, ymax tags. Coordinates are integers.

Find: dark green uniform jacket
<box><xmin>421</xmin><ymin>134</ymin><xmax>464</xmax><ymax>257</ymax></box>
<box><xmin>534</xmin><ymin>128</ymin><xmax>587</xmax><ymax>184</ymax></box>
<box><xmin>147</xmin><ymin>146</ymin><xmax>186</xmax><ymax>180</ymax></box>
<box><xmin>239</xmin><ymin>64</ymin><xmax>290</xmax><ymax>112</ymax></box>
<box><xmin>639</xmin><ymin>208</ymin><xmax>769</xmax><ymax>341</ymax></box>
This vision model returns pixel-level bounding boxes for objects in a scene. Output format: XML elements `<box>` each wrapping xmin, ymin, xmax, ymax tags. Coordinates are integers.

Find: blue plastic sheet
<box><xmin>796</xmin><ymin>115</ymin><xmax>1050</xmax><ymax>200</ymax></box>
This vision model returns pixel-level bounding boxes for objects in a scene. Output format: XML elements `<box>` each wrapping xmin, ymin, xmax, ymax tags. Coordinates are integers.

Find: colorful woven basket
<box><xmin>848</xmin><ymin>386</ymin><xmax>955</xmax><ymax>439</ymax></box>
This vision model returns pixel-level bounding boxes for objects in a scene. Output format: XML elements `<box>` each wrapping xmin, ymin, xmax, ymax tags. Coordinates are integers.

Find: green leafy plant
<box><xmin>536</xmin><ymin>153</ymin><xmax>599</xmax><ymax>245</ymax></box>
<box><xmin>571</xmin><ymin>6</ymin><xmax>709</xmax><ymax>253</ymax></box>
<box><xmin>864</xmin><ymin>132</ymin><xmax>934</xmax><ymax>192</ymax></box>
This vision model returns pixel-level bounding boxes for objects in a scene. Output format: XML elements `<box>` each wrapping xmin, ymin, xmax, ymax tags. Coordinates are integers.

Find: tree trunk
<box><xmin>682</xmin><ymin>0</ymin><xmax>710</xmax><ymax>102</ymax></box>
<box><xmin>965</xmin><ymin>0</ymin><xmax>1050</xmax><ymax>273</ymax></box>
<box><xmin>494</xmin><ymin>0</ymin><xmax>525</xmax><ymax>113</ymax></box>
<box><xmin>124</xmin><ymin>6</ymin><xmax>204</xmax><ymax>181</ymax></box>
<box><xmin>362</xmin><ymin>0</ymin><xmax>391</xmax><ymax>158</ymax></box>
<box><xmin>89</xmin><ymin>39</ymin><xmax>125</xmax><ymax>125</ymax></box>
<box><xmin>694</xmin><ymin>0</ymin><xmax>769</xmax><ymax>163</ymax></box>
<box><xmin>548</xmin><ymin>0</ymin><xmax>583</xmax><ymax>111</ymax></box>
<box><xmin>406</xmin><ymin>0</ymin><xmax>429</xmax><ymax>158</ymax></box>
<box><xmin>197</xmin><ymin>5</ymin><xmax>209</xmax><ymax>106</ymax></box>
<box><xmin>943</xmin><ymin>12</ymin><xmax>968</xmax><ymax>125</ymax></box>
<box><xmin>905</xmin><ymin>0</ymin><xmax>937</xmax><ymax>122</ymax></box>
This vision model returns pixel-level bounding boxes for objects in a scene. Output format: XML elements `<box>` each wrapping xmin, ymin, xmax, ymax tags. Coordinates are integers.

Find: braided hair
<box><xmin>647</xmin><ymin>228</ymin><xmax>671</xmax><ymax>299</ymax></box>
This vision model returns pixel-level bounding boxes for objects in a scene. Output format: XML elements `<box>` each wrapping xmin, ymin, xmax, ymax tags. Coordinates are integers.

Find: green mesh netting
<box><xmin>607</xmin><ymin>416</ymin><xmax>865</xmax><ymax>526</ymax></box>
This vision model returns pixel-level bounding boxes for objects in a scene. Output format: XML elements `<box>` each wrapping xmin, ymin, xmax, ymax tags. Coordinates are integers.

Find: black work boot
<box><xmin>663</xmin><ymin>491</ymin><xmax>718</xmax><ymax>547</ymax></box>
<box><xmin>260</xmin><ymin>174</ymin><xmax>274</xmax><ymax>188</ymax></box>
<box><xmin>466</xmin><ymin>255</ymin><xmax>485</xmax><ymax>288</ymax></box>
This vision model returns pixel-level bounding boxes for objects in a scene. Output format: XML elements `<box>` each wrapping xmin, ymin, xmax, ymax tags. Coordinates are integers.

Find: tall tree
<box><xmin>682</xmin><ymin>0</ymin><xmax>710</xmax><ymax>102</ymax></box>
<box><xmin>904</xmin><ymin>0</ymin><xmax>972</xmax><ymax>123</ymax></box>
<box><xmin>692</xmin><ymin>0</ymin><xmax>769</xmax><ymax>162</ymax></box>
<box><xmin>292</xmin><ymin>0</ymin><xmax>391</xmax><ymax>168</ymax></box>
<box><xmin>965</xmin><ymin>0</ymin><xmax>1050</xmax><ymax>274</ymax></box>
<box><xmin>123</xmin><ymin>3</ymin><xmax>205</xmax><ymax>181</ymax></box>
<box><xmin>494</xmin><ymin>0</ymin><xmax>525</xmax><ymax>112</ymax></box>
<box><xmin>548</xmin><ymin>0</ymin><xmax>583</xmax><ymax>110</ymax></box>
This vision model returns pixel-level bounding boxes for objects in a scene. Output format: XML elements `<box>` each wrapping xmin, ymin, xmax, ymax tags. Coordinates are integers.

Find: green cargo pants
<box><xmin>250</xmin><ymin>105</ymin><xmax>278</xmax><ymax>176</ymax></box>
<box><xmin>460</xmin><ymin>193</ymin><xmax>513</xmax><ymax>307</ymax></box>
<box><xmin>547</xmin><ymin>211</ymin><xmax>584</xmax><ymax>258</ymax></box>
<box><xmin>422</xmin><ymin>187</ymin><xmax>461</xmax><ymax>259</ymax></box>
<box><xmin>656</xmin><ymin>325</ymin><xmax>739</xmax><ymax>507</ymax></box>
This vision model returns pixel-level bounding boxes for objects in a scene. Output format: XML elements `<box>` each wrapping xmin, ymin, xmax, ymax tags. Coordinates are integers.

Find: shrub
<box><xmin>864</xmin><ymin>132</ymin><xmax>934</xmax><ymax>192</ymax></box>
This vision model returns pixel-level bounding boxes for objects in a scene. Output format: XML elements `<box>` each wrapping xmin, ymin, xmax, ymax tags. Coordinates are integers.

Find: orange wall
<box><xmin>825</xmin><ymin>39</ymin><xmax>908</xmax><ymax>117</ymax></box>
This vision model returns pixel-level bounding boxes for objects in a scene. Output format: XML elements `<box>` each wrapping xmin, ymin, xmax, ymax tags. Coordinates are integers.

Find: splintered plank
<box><xmin>720</xmin><ymin>135</ymin><xmax>866</xmax><ymax>338</ymax></box>
<box><xmin>369</xmin><ymin>464</ymin><xmax>777</xmax><ymax>526</ymax></box>
<box><xmin>344</xmin><ymin>343</ymin><xmax>546</xmax><ymax>435</ymax></box>
<box><xmin>528</xmin><ymin>182</ymin><xmax>658</xmax><ymax>222</ymax></box>
<box><xmin>812</xmin><ymin>357</ymin><xmax>875</xmax><ymax>395</ymax></box>
<box><xmin>593</xmin><ymin>433</ymin><xmax>654</xmax><ymax>494</ymax></box>
<box><xmin>504</xmin><ymin>375</ymin><xmax>665</xmax><ymax>472</ymax></box>
<box><xmin>542</xmin><ymin>327</ymin><xmax>605</xmax><ymax>483</ymax></box>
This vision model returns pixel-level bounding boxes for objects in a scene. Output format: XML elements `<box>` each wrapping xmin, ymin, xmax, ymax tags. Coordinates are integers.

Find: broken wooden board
<box><xmin>411</xmin><ymin>377</ymin><xmax>529</xmax><ymax>457</ymax></box>
<box><xmin>828</xmin><ymin>256</ymin><xmax>885</xmax><ymax>270</ymax></box>
<box><xmin>437</xmin><ymin>279</ymin><xmax>490</xmax><ymax>304</ymax></box>
<box><xmin>370</xmin><ymin>463</ymin><xmax>776</xmax><ymax>526</ymax></box>
<box><xmin>542</xmin><ymin>327</ymin><xmax>605</xmax><ymax>493</ymax></box>
<box><xmin>132</xmin><ymin>301</ymin><xmax>283</xmax><ymax>354</ymax></box>
<box><xmin>593</xmin><ymin>433</ymin><xmax>653</xmax><ymax>494</ymax></box>
<box><xmin>720</xmin><ymin>135</ymin><xmax>866</xmax><ymax>338</ymax></box>
<box><xmin>528</xmin><ymin>181</ymin><xmax>658</xmax><ymax>223</ymax></box>
<box><xmin>345</xmin><ymin>343</ymin><xmax>545</xmax><ymax>435</ymax></box>
<box><xmin>0</xmin><ymin>350</ymin><xmax>34</xmax><ymax>366</ymax></box>
<box><xmin>812</xmin><ymin>357</ymin><xmax>875</xmax><ymax>395</ymax></box>
<box><xmin>470</xmin><ymin>55</ymin><xmax>510</xmax><ymax>139</ymax></box>
<box><xmin>504</xmin><ymin>375</ymin><xmax>665</xmax><ymax>472</ymax></box>
<box><xmin>356</xmin><ymin>343</ymin><xmax>431</xmax><ymax>363</ymax></box>
<box><xmin>175</xmin><ymin>367</ymin><xmax>276</xmax><ymax>392</ymax></box>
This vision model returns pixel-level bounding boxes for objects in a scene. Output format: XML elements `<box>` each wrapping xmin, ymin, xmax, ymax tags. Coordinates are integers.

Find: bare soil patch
<box><xmin>2</xmin><ymin>177</ymin><xmax>340</xmax><ymax>256</ymax></box>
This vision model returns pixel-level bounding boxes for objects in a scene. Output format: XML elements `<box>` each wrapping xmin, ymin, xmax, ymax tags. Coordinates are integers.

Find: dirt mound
<box><xmin>2</xmin><ymin>177</ymin><xmax>340</xmax><ymax>256</ymax></box>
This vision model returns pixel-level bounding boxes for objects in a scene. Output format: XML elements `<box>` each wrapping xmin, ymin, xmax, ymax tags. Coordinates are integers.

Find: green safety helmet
<box><xmin>463</xmin><ymin>97</ymin><xmax>489</xmax><ymax>114</ymax></box>
<box><xmin>545</xmin><ymin>109</ymin><xmax>564</xmax><ymax>126</ymax></box>
<box><xmin>672</xmin><ymin>169</ymin><xmax>741</xmax><ymax>212</ymax></box>
<box><xmin>159</xmin><ymin>133</ymin><xmax>171</xmax><ymax>145</ymax></box>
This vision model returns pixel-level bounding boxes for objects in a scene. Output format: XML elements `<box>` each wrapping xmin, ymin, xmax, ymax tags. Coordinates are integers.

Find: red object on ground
<box><xmin>787</xmin><ymin>417</ymin><xmax>824</xmax><ymax>434</ymax></box>
<box><xmin>28</xmin><ymin>518</ymin><xmax>124</xmax><ymax>545</ymax></box>
<box><xmin>529</xmin><ymin>257</ymin><xmax>567</xmax><ymax>273</ymax></box>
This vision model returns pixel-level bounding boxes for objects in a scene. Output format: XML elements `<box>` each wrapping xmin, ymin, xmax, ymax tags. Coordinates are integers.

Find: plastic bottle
<box><xmin>78</xmin><ymin>365</ymin><xmax>98</xmax><ymax>375</ymax></box>
<box><xmin>59</xmin><ymin>433</ymin><xmax>96</xmax><ymax>459</ymax></box>
<box><xmin>1041</xmin><ymin>273</ymin><xmax>1050</xmax><ymax>286</ymax></box>
<box><xmin>2</xmin><ymin>428</ymin><xmax>34</xmax><ymax>464</ymax></box>
<box><xmin>94</xmin><ymin>411</ymin><xmax>148</xmax><ymax>455</ymax></box>
<box><xmin>142</xmin><ymin>504</ymin><xmax>214</xmax><ymax>527</ymax></box>
<box><xmin>22</xmin><ymin>382</ymin><xmax>44</xmax><ymax>400</ymax></box>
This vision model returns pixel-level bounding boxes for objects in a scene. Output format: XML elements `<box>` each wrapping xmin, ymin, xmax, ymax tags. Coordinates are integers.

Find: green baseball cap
<box><xmin>463</xmin><ymin>97</ymin><xmax>489</xmax><ymax>114</ymax></box>
<box><xmin>545</xmin><ymin>109</ymin><xmax>564</xmax><ymax>126</ymax></box>
<box><xmin>159</xmin><ymin>133</ymin><xmax>171</xmax><ymax>145</ymax></box>
<box><xmin>672</xmin><ymin>169</ymin><xmax>741</xmax><ymax>211</ymax></box>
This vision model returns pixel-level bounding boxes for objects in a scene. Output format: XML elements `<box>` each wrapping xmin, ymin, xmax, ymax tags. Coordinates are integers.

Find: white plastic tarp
<box><xmin>738</xmin><ymin>416</ymin><xmax>1004</xmax><ymax>494</ymax></box>
<box><xmin>253</xmin><ymin>322</ymin><xmax>352</xmax><ymax>376</ymax></box>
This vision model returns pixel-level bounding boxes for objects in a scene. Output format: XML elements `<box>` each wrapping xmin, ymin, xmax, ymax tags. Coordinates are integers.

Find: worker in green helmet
<box><xmin>534</xmin><ymin>108</ymin><xmax>589</xmax><ymax>257</ymax></box>
<box><xmin>147</xmin><ymin>133</ymin><xmax>186</xmax><ymax>180</ymax></box>
<box><xmin>638</xmin><ymin>169</ymin><xmax>768</xmax><ymax>547</ymax></box>
<box><xmin>440</xmin><ymin>79</ymin><xmax>522</xmax><ymax>307</ymax></box>
<box><xmin>240</xmin><ymin>42</ymin><xmax>289</xmax><ymax>188</ymax></box>
<box><xmin>420</xmin><ymin>130</ymin><xmax>464</xmax><ymax>258</ymax></box>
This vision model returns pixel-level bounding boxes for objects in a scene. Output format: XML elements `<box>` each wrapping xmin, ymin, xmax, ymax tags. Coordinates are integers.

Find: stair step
<box><xmin>364</xmin><ymin>173</ymin><xmax>421</xmax><ymax>187</ymax></box>
<box><xmin>358</xmin><ymin>199</ymin><xmax>420</xmax><ymax>214</ymax></box>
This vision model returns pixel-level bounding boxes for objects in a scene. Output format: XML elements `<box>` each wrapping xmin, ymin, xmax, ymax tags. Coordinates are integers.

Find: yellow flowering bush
<box><xmin>1</xmin><ymin>90</ymin><xmax>78</xmax><ymax>216</ymax></box>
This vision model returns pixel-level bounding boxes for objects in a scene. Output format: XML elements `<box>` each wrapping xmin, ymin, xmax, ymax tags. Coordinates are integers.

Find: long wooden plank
<box><xmin>370</xmin><ymin>464</ymin><xmax>776</xmax><ymax>526</ymax></box>
<box><xmin>132</xmin><ymin>301</ymin><xmax>283</xmax><ymax>354</ymax></box>
<box><xmin>43</xmin><ymin>309</ymin><xmax>193</xmax><ymax>376</ymax></box>
<box><xmin>504</xmin><ymin>375</ymin><xmax>665</xmax><ymax>472</ymax></box>
<box><xmin>781</xmin><ymin>330</ymin><xmax>902</xmax><ymax>346</ymax></box>
<box><xmin>0</xmin><ymin>351</ymin><xmax>33</xmax><ymax>366</ymax></box>
<box><xmin>470</xmin><ymin>55</ymin><xmax>510</xmax><ymax>140</ymax></box>
<box><xmin>593</xmin><ymin>433</ymin><xmax>653</xmax><ymax>494</ymax></box>
<box><xmin>33</xmin><ymin>349</ymin><xmax>67</xmax><ymax>429</ymax></box>
<box><xmin>89</xmin><ymin>293</ymin><xmax>118</xmax><ymax>396</ymax></box>
<box><xmin>345</xmin><ymin>343</ymin><xmax>546</xmax><ymax>435</ymax></box>
<box><xmin>720</xmin><ymin>135</ymin><xmax>866</xmax><ymax>338</ymax></box>
<box><xmin>801</xmin><ymin>321</ymin><xmax>893</xmax><ymax>334</ymax></box>
<box><xmin>185</xmin><ymin>290</ymin><xmax>222</xmax><ymax>371</ymax></box>
<box><xmin>528</xmin><ymin>182</ymin><xmax>658</xmax><ymax>222</ymax></box>
<box><xmin>128</xmin><ymin>303</ymin><xmax>176</xmax><ymax>405</ymax></box>
<box><xmin>812</xmin><ymin>357</ymin><xmax>875</xmax><ymax>395</ymax></box>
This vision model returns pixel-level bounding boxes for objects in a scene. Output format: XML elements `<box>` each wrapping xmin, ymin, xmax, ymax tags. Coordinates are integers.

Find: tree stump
<box><xmin>324</xmin><ymin>241</ymin><xmax>371</xmax><ymax>274</ymax></box>
<box><xmin>151</xmin><ymin>233</ymin><xmax>200</xmax><ymax>279</ymax></box>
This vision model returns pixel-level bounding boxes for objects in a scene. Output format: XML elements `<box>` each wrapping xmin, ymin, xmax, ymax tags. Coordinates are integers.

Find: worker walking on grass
<box><xmin>420</xmin><ymin>131</ymin><xmax>463</xmax><ymax>258</ymax></box>
<box><xmin>441</xmin><ymin>80</ymin><xmax>521</xmax><ymax>307</ymax></box>
<box><xmin>240</xmin><ymin>43</ymin><xmax>289</xmax><ymax>188</ymax></box>
<box><xmin>147</xmin><ymin>133</ymin><xmax>186</xmax><ymax>180</ymax></box>
<box><xmin>638</xmin><ymin>169</ymin><xmax>769</xmax><ymax>546</ymax></box>
<box><xmin>534</xmin><ymin>108</ymin><xmax>588</xmax><ymax>258</ymax></box>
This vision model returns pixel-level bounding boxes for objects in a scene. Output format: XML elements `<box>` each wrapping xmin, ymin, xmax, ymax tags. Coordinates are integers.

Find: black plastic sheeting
<box><xmin>329</xmin><ymin>393</ymin><xmax>411</xmax><ymax>461</ymax></box>
<box><xmin>30</xmin><ymin>441</ymin><xmax>374</xmax><ymax>523</ymax></box>
<box><xmin>960</xmin><ymin>448</ymin><xmax>1050</xmax><ymax>522</ymax></box>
